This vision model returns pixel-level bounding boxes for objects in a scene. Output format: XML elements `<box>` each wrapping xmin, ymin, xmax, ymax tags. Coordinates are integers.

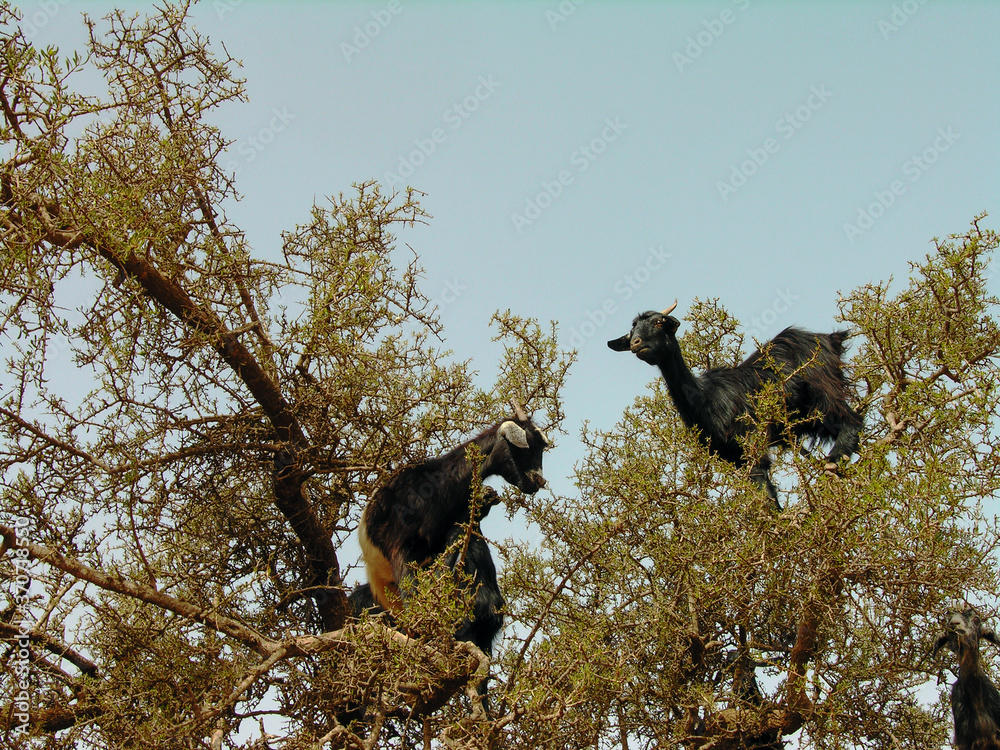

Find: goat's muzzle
<box><xmin>631</xmin><ymin>340</ymin><xmax>655</xmax><ymax>362</ymax></box>
<box><xmin>521</xmin><ymin>470</ymin><xmax>547</xmax><ymax>494</ymax></box>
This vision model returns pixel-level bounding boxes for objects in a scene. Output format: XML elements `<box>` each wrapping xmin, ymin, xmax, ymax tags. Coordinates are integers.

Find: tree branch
<box><xmin>0</xmin><ymin>524</ymin><xmax>276</xmax><ymax>657</ymax></box>
<box><xmin>0</xmin><ymin>406</ymin><xmax>111</xmax><ymax>472</ymax></box>
<box><xmin>17</xmin><ymin>190</ymin><xmax>346</xmax><ymax>629</ymax></box>
<box><xmin>0</xmin><ymin>622</ymin><xmax>99</xmax><ymax>677</ymax></box>
<box><xmin>782</xmin><ymin>568</ymin><xmax>843</xmax><ymax>734</ymax></box>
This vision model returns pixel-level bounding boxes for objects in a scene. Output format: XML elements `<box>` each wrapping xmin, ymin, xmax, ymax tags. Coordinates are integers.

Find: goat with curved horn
<box><xmin>357</xmin><ymin>410</ymin><xmax>551</xmax><ymax>701</ymax></box>
<box><xmin>608</xmin><ymin>301</ymin><xmax>861</xmax><ymax>507</ymax></box>
<box><xmin>509</xmin><ymin>399</ymin><xmax>529</xmax><ymax>423</ymax></box>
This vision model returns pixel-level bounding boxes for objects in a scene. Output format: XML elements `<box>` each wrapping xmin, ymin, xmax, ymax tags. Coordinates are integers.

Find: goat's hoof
<box><xmin>482</xmin><ymin>487</ymin><xmax>501</xmax><ymax>505</ymax></box>
<box><xmin>823</xmin><ymin>462</ymin><xmax>838</xmax><ymax>473</ymax></box>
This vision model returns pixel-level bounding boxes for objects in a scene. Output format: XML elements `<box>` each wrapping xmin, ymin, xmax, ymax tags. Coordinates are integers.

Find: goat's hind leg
<box><xmin>748</xmin><ymin>458</ymin><xmax>781</xmax><ymax>511</ymax></box>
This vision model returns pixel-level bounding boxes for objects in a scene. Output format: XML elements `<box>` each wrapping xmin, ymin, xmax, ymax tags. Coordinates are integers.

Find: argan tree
<box><xmin>3</xmin><ymin>4</ymin><xmax>1000</xmax><ymax>750</ymax></box>
<box><xmin>498</xmin><ymin>215</ymin><xmax>1000</xmax><ymax>749</ymax></box>
<box><xmin>0</xmin><ymin>4</ymin><xmax>572</xmax><ymax>747</ymax></box>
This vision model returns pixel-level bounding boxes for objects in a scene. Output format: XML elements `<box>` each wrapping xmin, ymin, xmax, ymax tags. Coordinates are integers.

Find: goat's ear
<box><xmin>660</xmin><ymin>316</ymin><xmax>680</xmax><ymax>336</ymax></box>
<box><xmin>498</xmin><ymin>420</ymin><xmax>529</xmax><ymax>449</ymax></box>
<box><xmin>607</xmin><ymin>335</ymin><xmax>631</xmax><ymax>351</ymax></box>
<box><xmin>933</xmin><ymin>632</ymin><xmax>952</xmax><ymax>655</ymax></box>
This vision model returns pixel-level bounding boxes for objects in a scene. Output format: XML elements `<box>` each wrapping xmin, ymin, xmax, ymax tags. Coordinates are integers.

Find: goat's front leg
<box><xmin>824</xmin><ymin>420</ymin><xmax>861</xmax><ymax>470</ymax></box>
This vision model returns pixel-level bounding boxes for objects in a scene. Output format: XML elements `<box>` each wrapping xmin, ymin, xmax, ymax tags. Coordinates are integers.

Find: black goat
<box><xmin>608</xmin><ymin>301</ymin><xmax>862</xmax><ymax>505</ymax></box>
<box><xmin>443</xmin><ymin>517</ymin><xmax>505</xmax><ymax>658</ymax></box>
<box><xmin>349</xmin><ymin>529</ymin><xmax>505</xmax><ymax>706</ymax></box>
<box><xmin>350</xmin><ymin>492</ymin><xmax>505</xmax><ymax>659</ymax></box>
<box><xmin>359</xmin><ymin>407</ymin><xmax>548</xmax><ymax>616</ymax></box>
<box><xmin>347</xmin><ymin>581</ymin><xmax>382</xmax><ymax>619</ymax></box>
<box><xmin>349</xmin><ymin>521</ymin><xmax>504</xmax><ymax>706</ymax></box>
<box><xmin>934</xmin><ymin>609</ymin><xmax>1000</xmax><ymax>750</ymax></box>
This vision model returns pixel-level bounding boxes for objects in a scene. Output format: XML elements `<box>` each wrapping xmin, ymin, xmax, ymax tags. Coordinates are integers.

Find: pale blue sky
<box><xmin>21</xmin><ymin>0</ymin><xmax>1000</xmax><ymax>560</ymax></box>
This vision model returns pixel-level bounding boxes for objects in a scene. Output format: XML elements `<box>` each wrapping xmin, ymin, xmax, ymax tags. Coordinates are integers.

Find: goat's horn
<box><xmin>509</xmin><ymin>399</ymin><xmax>529</xmax><ymax>422</ymax></box>
<box><xmin>662</xmin><ymin>299</ymin><xmax>678</xmax><ymax>316</ymax></box>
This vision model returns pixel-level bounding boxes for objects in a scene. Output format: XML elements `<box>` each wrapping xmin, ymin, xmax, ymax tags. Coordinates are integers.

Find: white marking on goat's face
<box><xmin>950</xmin><ymin>612</ymin><xmax>977</xmax><ymax>637</ymax></box>
<box><xmin>937</xmin><ymin>609</ymin><xmax>999</xmax><ymax>659</ymax></box>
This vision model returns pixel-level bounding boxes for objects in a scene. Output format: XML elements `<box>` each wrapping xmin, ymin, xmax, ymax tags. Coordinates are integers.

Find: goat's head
<box><xmin>934</xmin><ymin>608</ymin><xmax>1000</xmax><ymax>662</ymax></box>
<box><xmin>488</xmin><ymin>403</ymin><xmax>551</xmax><ymax>494</ymax></box>
<box><xmin>608</xmin><ymin>301</ymin><xmax>680</xmax><ymax>365</ymax></box>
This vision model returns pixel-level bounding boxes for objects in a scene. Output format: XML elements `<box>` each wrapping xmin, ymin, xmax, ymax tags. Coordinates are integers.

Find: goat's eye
<box><xmin>654</xmin><ymin>319</ymin><xmax>663</xmax><ymax>328</ymax></box>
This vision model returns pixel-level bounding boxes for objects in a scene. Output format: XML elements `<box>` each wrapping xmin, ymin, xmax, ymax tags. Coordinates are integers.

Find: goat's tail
<box><xmin>827</xmin><ymin>330</ymin><xmax>852</xmax><ymax>358</ymax></box>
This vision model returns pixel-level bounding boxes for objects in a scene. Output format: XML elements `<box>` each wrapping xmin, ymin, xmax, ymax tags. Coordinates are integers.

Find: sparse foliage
<box><xmin>502</xmin><ymin>215</ymin><xmax>1000</xmax><ymax>749</ymax></box>
<box><xmin>2</xmin><ymin>3</ymin><xmax>999</xmax><ymax>749</ymax></box>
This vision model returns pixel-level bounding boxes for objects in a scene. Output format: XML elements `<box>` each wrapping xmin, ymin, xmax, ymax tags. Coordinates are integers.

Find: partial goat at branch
<box><xmin>358</xmin><ymin>405</ymin><xmax>548</xmax><ymax>621</ymax></box>
<box><xmin>350</xmin><ymin>504</ymin><xmax>504</xmax><ymax>656</ymax></box>
<box><xmin>608</xmin><ymin>301</ymin><xmax>862</xmax><ymax>506</ymax></box>
<box><xmin>934</xmin><ymin>608</ymin><xmax>1000</xmax><ymax>750</ymax></box>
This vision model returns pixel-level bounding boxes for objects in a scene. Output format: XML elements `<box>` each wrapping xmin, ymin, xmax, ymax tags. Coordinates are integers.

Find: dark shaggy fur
<box><xmin>608</xmin><ymin>307</ymin><xmax>862</xmax><ymax>506</ymax></box>
<box><xmin>359</xmin><ymin>415</ymin><xmax>547</xmax><ymax>616</ymax></box>
<box><xmin>935</xmin><ymin>609</ymin><xmax>1000</xmax><ymax>750</ymax></box>
<box><xmin>347</xmin><ymin>580</ymin><xmax>382</xmax><ymax>619</ymax></box>
<box><xmin>442</xmin><ymin>521</ymin><xmax>505</xmax><ymax>657</ymax></box>
<box><xmin>350</xmin><ymin>503</ymin><xmax>504</xmax><ymax>658</ymax></box>
<box><xmin>355</xmin><ymin>482</ymin><xmax>510</xmax><ymax>706</ymax></box>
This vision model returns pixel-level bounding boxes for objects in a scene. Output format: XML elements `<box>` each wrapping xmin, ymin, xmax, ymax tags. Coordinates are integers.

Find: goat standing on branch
<box><xmin>358</xmin><ymin>404</ymin><xmax>549</xmax><ymax>635</ymax></box>
<box><xmin>935</xmin><ymin>609</ymin><xmax>1000</xmax><ymax>750</ymax></box>
<box><xmin>608</xmin><ymin>301</ymin><xmax>862</xmax><ymax>505</ymax></box>
<box><xmin>350</xmin><ymin>489</ymin><xmax>505</xmax><ymax>659</ymax></box>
